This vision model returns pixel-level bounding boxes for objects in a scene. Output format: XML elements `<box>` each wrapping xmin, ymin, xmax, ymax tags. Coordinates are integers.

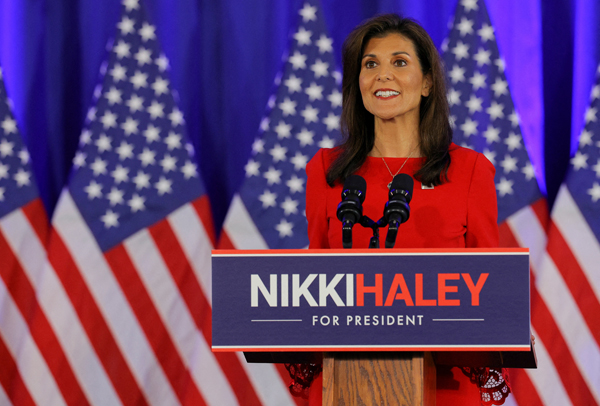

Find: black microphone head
<box><xmin>341</xmin><ymin>175</ymin><xmax>367</xmax><ymax>203</ymax></box>
<box><xmin>389</xmin><ymin>174</ymin><xmax>413</xmax><ymax>203</ymax></box>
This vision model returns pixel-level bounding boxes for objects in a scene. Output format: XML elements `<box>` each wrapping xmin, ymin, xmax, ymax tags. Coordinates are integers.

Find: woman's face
<box><xmin>359</xmin><ymin>33</ymin><xmax>431</xmax><ymax>122</ymax></box>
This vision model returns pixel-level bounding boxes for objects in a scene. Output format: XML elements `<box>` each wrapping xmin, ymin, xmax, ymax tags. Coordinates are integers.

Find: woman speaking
<box><xmin>288</xmin><ymin>13</ymin><xmax>511</xmax><ymax>406</ymax></box>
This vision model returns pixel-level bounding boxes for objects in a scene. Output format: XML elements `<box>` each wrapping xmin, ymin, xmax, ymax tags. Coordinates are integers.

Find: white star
<box><xmin>138</xmin><ymin>148</ymin><xmax>156</xmax><ymax>166</ymax></box>
<box><xmin>142</xmin><ymin>124</ymin><xmax>160</xmax><ymax>143</ymax></box>
<box><xmin>130</xmin><ymin>71</ymin><xmax>148</xmax><ymax>89</ymax></box>
<box><xmin>160</xmin><ymin>154</ymin><xmax>177</xmax><ymax>172</ymax></box>
<box><xmin>133</xmin><ymin>170</ymin><xmax>151</xmax><ymax>189</ymax></box>
<box><xmin>165</xmin><ymin>132</ymin><xmax>181</xmax><ymax>150</ymax></box>
<box><xmin>500</xmin><ymin>155</ymin><xmax>518</xmax><ymax>173</ymax></box>
<box><xmin>473</xmin><ymin>48</ymin><xmax>491</xmax><ymax>66</ymax></box>
<box><xmin>495</xmin><ymin>58</ymin><xmax>505</xmax><ymax>72</ymax></box>
<box><xmin>327</xmin><ymin>89</ymin><xmax>342</xmax><ymax>108</ymax></box>
<box><xmin>0</xmin><ymin>162</ymin><xmax>7</xmax><ymax>179</ymax></box>
<box><xmin>252</xmin><ymin>138</ymin><xmax>265</xmax><ymax>153</ymax></box>
<box><xmin>1</xmin><ymin>117</ymin><xmax>17</xmax><ymax>134</ymax></box>
<box><xmin>461</xmin><ymin>0</ymin><xmax>478</xmax><ymax>11</ymax></box>
<box><xmin>101</xmin><ymin>210</ymin><xmax>119</xmax><ymax>228</ymax></box>
<box><xmin>113</xmin><ymin>41</ymin><xmax>131</xmax><ymax>58</ymax></box>
<box><xmin>126</xmin><ymin>94</ymin><xmax>145</xmax><ymax>112</ymax></box>
<box><xmin>245</xmin><ymin>159</ymin><xmax>260</xmax><ymax>177</ymax></box>
<box><xmin>522</xmin><ymin>162</ymin><xmax>536</xmax><ymax>180</ymax></box>
<box><xmin>284</xmin><ymin>74</ymin><xmax>302</xmax><ymax>93</ymax></box>
<box><xmin>483</xmin><ymin>149</ymin><xmax>496</xmax><ymax>165</ymax></box>
<box><xmin>448</xmin><ymin>65</ymin><xmax>466</xmax><ymax>83</ymax></box>
<box><xmin>297</xmin><ymin>128</ymin><xmax>314</xmax><ymax>146</ymax></box>
<box><xmin>323</xmin><ymin>112</ymin><xmax>340</xmax><ymax>131</ymax></box>
<box><xmin>90</xmin><ymin>157</ymin><xmax>108</xmax><ymax>175</ymax></box>
<box><xmin>588</xmin><ymin>182</ymin><xmax>600</xmax><ymax>202</ymax></box>
<box><xmin>116</xmin><ymin>141</ymin><xmax>134</xmax><ymax>160</ymax></box>
<box><xmin>152</xmin><ymin>77</ymin><xmax>169</xmax><ymax>95</ymax></box>
<box><xmin>509</xmin><ymin>111</ymin><xmax>520</xmax><ymax>127</ymax></box>
<box><xmin>289</xmin><ymin>51</ymin><xmax>307</xmax><ymax>70</ymax></box>
<box><xmin>259</xmin><ymin>189</ymin><xmax>277</xmax><ymax>208</ymax></box>
<box><xmin>14</xmin><ymin>169</ymin><xmax>31</xmax><ymax>187</ymax></box>
<box><xmin>301</xmin><ymin>105</ymin><xmax>319</xmax><ymax>123</ymax></box>
<box><xmin>117</xmin><ymin>17</ymin><xmax>135</xmax><ymax>34</ymax></box>
<box><xmin>452</xmin><ymin>41</ymin><xmax>469</xmax><ymax>60</ymax></box>
<box><xmin>281</xmin><ymin>197</ymin><xmax>299</xmax><ymax>215</ymax></box>
<box><xmin>85</xmin><ymin>180</ymin><xmax>103</xmax><ymax>199</ymax></box>
<box><xmin>105</xmin><ymin>87</ymin><xmax>122</xmax><ymax>105</ymax></box>
<box><xmin>80</xmin><ymin>130</ymin><xmax>92</xmax><ymax>145</ymax></box>
<box><xmin>316</xmin><ymin>35</ymin><xmax>333</xmax><ymax>53</ymax></box>
<box><xmin>0</xmin><ymin>139</ymin><xmax>14</xmax><ymax>156</ymax></box>
<box><xmin>287</xmin><ymin>174</ymin><xmax>305</xmax><ymax>193</ymax></box>
<box><xmin>269</xmin><ymin>144</ymin><xmax>287</xmax><ymax>162</ymax></box>
<box><xmin>123</xmin><ymin>0</ymin><xmax>139</xmax><ymax>11</ymax></box>
<box><xmin>0</xmin><ymin>187</ymin><xmax>4</xmax><ymax>201</ymax></box>
<box><xmin>156</xmin><ymin>54</ymin><xmax>169</xmax><ymax>71</ymax></box>
<box><xmin>311</xmin><ymin>60</ymin><xmax>329</xmax><ymax>78</ymax></box>
<box><xmin>181</xmin><ymin>161</ymin><xmax>197</xmax><ymax>179</ymax></box>
<box><xmin>505</xmin><ymin>132</ymin><xmax>522</xmax><ymax>151</ymax></box>
<box><xmin>491</xmin><ymin>78</ymin><xmax>508</xmax><ymax>97</ymax></box>
<box><xmin>128</xmin><ymin>194</ymin><xmax>146</xmax><ymax>212</ymax></box>
<box><xmin>460</xmin><ymin>118</ymin><xmax>478</xmax><ymax>136</ymax></box>
<box><xmin>579</xmin><ymin>129</ymin><xmax>593</xmax><ymax>147</ymax></box>
<box><xmin>169</xmin><ymin>108</ymin><xmax>184</xmax><ymax>125</ymax></box>
<box><xmin>110</xmin><ymin>64</ymin><xmax>127</xmax><ymax>82</ymax></box>
<box><xmin>457</xmin><ymin>18</ymin><xmax>474</xmax><ymax>36</ymax></box>
<box><xmin>585</xmin><ymin>106</ymin><xmax>597</xmax><ymax>123</ymax></box>
<box><xmin>111</xmin><ymin>165</ymin><xmax>129</xmax><ymax>184</ymax></box>
<box><xmin>121</xmin><ymin>117</ymin><xmax>139</xmax><ymax>135</ymax></box>
<box><xmin>95</xmin><ymin>134</ymin><xmax>112</xmax><ymax>152</ymax></box>
<box><xmin>486</xmin><ymin>101</ymin><xmax>505</xmax><ymax>120</ymax></box>
<box><xmin>135</xmin><ymin>47</ymin><xmax>152</xmax><ymax>66</ymax></box>
<box><xmin>483</xmin><ymin>125</ymin><xmax>501</xmax><ymax>144</ymax></box>
<box><xmin>294</xmin><ymin>27</ymin><xmax>312</xmax><ymax>46</ymax></box>
<box><xmin>73</xmin><ymin>151</ymin><xmax>86</xmax><ymax>168</ymax></box>
<box><xmin>100</xmin><ymin>111</ymin><xmax>117</xmax><ymax>129</ymax></box>
<box><xmin>465</xmin><ymin>95</ymin><xmax>483</xmax><ymax>114</ymax></box>
<box><xmin>496</xmin><ymin>177</ymin><xmax>514</xmax><ymax>197</ymax></box>
<box><xmin>319</xmin><ymin>135</ymin><xmax>335</xmax><ymax>148</ymax></box>
<box><xmin>264</xmin><ymin>166</ymin><xmax>282</xmax><ymax>185</ymax></box>
<box><xmin>107</xmin><ymin>187</ymin><xmax>125</xmax><ymax>206</ymax></box>
<box><xmin>155</xmin><ymin>176</ymin><xmax>173</xmax><ymax>195</ymax></box>
<box><xmin>478</xmin><ymin>24</ymin><xmax>494</xmax><ymax>41</ymax></box>
<box><xmin>571</xmin><ymin>151</ymin><xmax>588</xmax><ymax>170</ymax></box>
<box><xmin>139</xmin><ymin>23</ymin><xmax>156</xmax><ymax>41</ymax></box>
<box><xmin>279</xmin><ymin>98</ymin><xmax>297</xmax><ymax>116</ymax></box>
<box><xmin>469</xmin><ymin>72</ymin><xmax>487</xmax><ymax>90</ymax></box>
<box><xmin>260</xmin><ymin>117</ymin><xmax>270</xmax><ymax>132</ymax></box>
<box><xmin>592</xmin><ymin>159</ymin><xmax>600</xmax><ymax>178</ymax></box>
<box><xmin>274</xmin><ymin>121</ymin><xmax>292</xmax><ymax>139</ymax></box>
<box><xmin>275</xmin><ymin>219</ymin><xmax>294</xmax><ymax>238</ymax></box>
<box><xmin>448</xmin><ymin>88</ymin><xmax>461</xmax><ymax>106</ymax></box>
<box><xmin>299</xmin><ymin>3</ymin><xmax>317</xmax><ymax>22</ymax></box>
<box><xmin>290</xmin><ymin>152</ymin><xmax>309</xmax><ymax>170</ymax></box>
<box><xmin>305</xmin><ymin>82</ymin><xmax>324</xmax><ymax>101</ymax></box>
<box><xmin>147</xmin><ymin>101</ymin><xmax>165</xmax><ymax>119</ymax></box>
<box><xmin>592</xmin><ymin>84</ymin><xmax>600</xmax><ymax>100</ymax></box>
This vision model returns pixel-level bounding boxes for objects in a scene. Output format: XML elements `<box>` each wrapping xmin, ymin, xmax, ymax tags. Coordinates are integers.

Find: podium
<box><xmin>212</xmin><ymin>249</ymin><xmax>536</xmax><ymax>405</ymax></box>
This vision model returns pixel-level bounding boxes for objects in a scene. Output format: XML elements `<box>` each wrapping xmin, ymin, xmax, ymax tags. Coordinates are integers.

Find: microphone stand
<box><xmin>359</xmin><ymin>216</ymin><xmax>388</xmax><ymax>249</ymax></box>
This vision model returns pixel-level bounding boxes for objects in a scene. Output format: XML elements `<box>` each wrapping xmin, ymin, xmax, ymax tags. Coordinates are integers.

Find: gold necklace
<box><xmin>373</xmin><ymin>144</ymin><xmax>418</xmax><ymax>189</ymax></box>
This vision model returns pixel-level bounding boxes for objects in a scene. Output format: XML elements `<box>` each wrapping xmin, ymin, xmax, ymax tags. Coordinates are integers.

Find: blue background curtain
<box><xmin>0</xmin><ymin>0</ymin><xmax>597</xmax><ymax>232</ymax></box>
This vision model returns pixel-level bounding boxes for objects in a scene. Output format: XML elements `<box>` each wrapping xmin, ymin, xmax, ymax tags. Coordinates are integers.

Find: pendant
<box><xmin>387</xmin><ymin>181</ymin><xmax>392</xmax><ymax>189</ymax></box>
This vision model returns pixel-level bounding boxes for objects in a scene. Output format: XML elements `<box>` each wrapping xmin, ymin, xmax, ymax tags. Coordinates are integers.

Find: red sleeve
<box><xmin>305</xmin><ymin>149</ymin><xmax>330</xmax><ymax>249</ymax></box>
<box><xmin>465</xmin><ymin>153</ymin><xmax>499</xmax><ymax>248</ymax></box>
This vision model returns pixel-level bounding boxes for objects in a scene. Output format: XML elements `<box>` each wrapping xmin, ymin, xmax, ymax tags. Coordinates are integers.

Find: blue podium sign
<box><xmin>212</xmin><ymin>249</ymin><xmax>530</xmax><ymax>352</ymax></box>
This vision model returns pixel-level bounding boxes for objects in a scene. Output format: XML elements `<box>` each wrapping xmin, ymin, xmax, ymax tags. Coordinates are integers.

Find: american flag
<box><xmin>219</xmin><ymin>0</ymin><xmax>342</xmax><ymax>252</ymax></box>
<box><xmin>13</xmin><ymin>0</ymin><xmax>267</xmax><ymax>404</ymax></box>
<box><xmin>442</xmin><ymin>0</ymin><xmax>556</xmax><ymax>405</ymax></box>
<box><xmin>522</xmin><ymin>64</ymin><xmax>600</xmax><ymax>405</ymax></box>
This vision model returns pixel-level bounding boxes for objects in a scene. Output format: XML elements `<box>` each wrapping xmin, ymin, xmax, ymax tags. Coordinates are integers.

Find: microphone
<box><xmin>336</xmin><ymin>175</ymin><xmax>367</xmax><ymax>248</ymax></box>
<box><xmin>383</xmin><ymin>174</ymin><xmax>413</xmax><ymax>248</ymax></box>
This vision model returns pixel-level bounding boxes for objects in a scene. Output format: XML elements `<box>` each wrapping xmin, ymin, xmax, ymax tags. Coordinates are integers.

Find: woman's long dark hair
<box><xmin>326</xmin><ymin>14</ymin><xmax>452</xmax><ymax>187</ymax></box>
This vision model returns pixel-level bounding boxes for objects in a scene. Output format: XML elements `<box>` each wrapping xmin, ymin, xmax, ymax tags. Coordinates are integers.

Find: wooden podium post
<box><xmin>322</xmin><ymin>352</ymin><xmax>436</xmax><ymax>406</ymax></box>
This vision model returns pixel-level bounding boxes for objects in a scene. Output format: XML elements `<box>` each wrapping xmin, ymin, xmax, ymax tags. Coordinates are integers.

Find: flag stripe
<box><xmin>0</xmin><ymin>334</ymin><xmax>35</xmax><ymax>406</ymax></box>
<box><xmin>148</xmin><ymin>216</ymin><xmax>263</xmax><ymax>406</ymax></box>
<box><xmin>191</xmin><ymin>195</ymin><xmax>217</xmax><ymax>247</ymax></box>
<box><xmin>508</xmin><ymin>368</ymin><xmax>544</xmax><ymax>406</ymax></box>
<box><xmin>105</xmin><ymin>243</ymin><xmax>207</xmax><ymax>406</ymax></box>
<box><xmin>222</xmin><ymin>195</ymin><xmax>269</xmax><ymax>249</ymax></box>
<box><xmin>0</xmin><ymin>227</ymin><xmax>89</xmax><ymax>406</ymax></box>
<box><xmin>21</xmin><ymin>199</ymin><xmax>49</xmax><ymax>244</ymax></box>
